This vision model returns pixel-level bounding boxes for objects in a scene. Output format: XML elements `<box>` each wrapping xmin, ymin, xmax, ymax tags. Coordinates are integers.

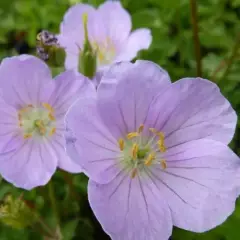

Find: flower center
<box><xmin>18</xmin><ymin>103</ymin><xmax>56</xmax><ymax>139</ymax></box>
<box><xmin>118</xmin><ymin>124</ymin><xmax>167</xmax><ymax>178</ymax></box>
<box><xmin>92</xmin><ymin>38</ymin><xmax>116</xmax><ymax>66</ymax></box>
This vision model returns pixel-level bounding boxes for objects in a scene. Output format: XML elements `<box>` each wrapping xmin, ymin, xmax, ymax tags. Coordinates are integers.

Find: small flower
<box><xmin>0</xmin><ymin>55</ymin><xmax>95</xmax><ymax>190</ymax></box>
<box><xmin>66</xmin><ymin>61</ymin><xmax>240</xmax><ymax>240</ymax></box>
<box><xmin>58</xmin><ymin>1</ymin><xmax>152</xmax><ymax>71</ymax></box>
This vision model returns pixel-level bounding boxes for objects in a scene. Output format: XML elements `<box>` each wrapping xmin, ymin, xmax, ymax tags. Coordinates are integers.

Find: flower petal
<box><xmin>150</xmin><ymin>139</ymin><xmax>240</xmax><ymax>232</ymax></box>
<box><xmin>60</xmin><ymin>4</ymin><xmax>95</xmax><ymax>36</ymax></box>
<box><xmin>0</xmin><ymin>94</ymin><xmax>19</xmax><ymax>152</ymax></box>
<box><xmin>49</xmin><ymin>70</ymin><xmax>96</xmax><ymax>118</ymax></box>
<box><xmin>97</xmin><ymin>60</ymin><xmax>171</xmax><ymax>138</ymax></box>
<box><xmin>0</xmin><ymin>138</ymin><xmax>58</xmax><ymax>190</ymax></box>
<box><xmin>147</xmin><ymin>78</ymin><xmax>237</xmax><ymax>145</ymax></box>
<box><xmin>66</xmin><ymin>97</ymin><xmax>120</xmax><ymax>184</ymax></box>
<box><xmin>88</xmin><ymin>175</ymin><xmax>172</xmax><ymax>240</ymax></box>
<box><xmin>49</xmin><ymin>131</ymin><xmax>82</xmax><ymax>173</ymax></box>
<box><xmin>0</xmin><ymin>55</ymin><xmax>52</xmax><ymax>108</ymax></box>
<box><xmin>94</xmin><ymin>2</ymin><xmax>131</xmax><ymax>45</ymax></box>
<box><xmin>115</xmin><ymin>29</ymin><xmax>152</xmax><ymax>62</ymax></box>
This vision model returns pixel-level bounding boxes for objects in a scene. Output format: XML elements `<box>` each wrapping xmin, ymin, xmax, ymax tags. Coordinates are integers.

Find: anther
<box><xmin>157</xmin><ymin>140</ymin><xmax>166</xmax><ymax>153</ymax></box>
<box><xmin>49</xmin><ymin>128</ymin><xmax>56</xmax><ymax>136</ymax></box>
<box><xmin>39</xmin><ymin>127</ymin><xmax>46</xmax><ymax>135</ymax></box>
<box><xmin>131</xmin><ymin>143</ymin><xmax>139</xmax><ymax>160</ymax></box>
<box><xmin>42</xmin><ymin>103</ymin><xmax>54</xmax><ymax>113</ymax></box>
<box><xmin>131</xmin><ymin>168</ymin><xmax>138</xmax><ymax>179</ymax></box>
<box><xmin>24</xmin><ymin>133</ymin><xmax>32</xmax><ymax>139</ymax></box>
<box><xmin>48</xmin><ymin>113</ymin><xmax>55</xmax><ymax>121</ymax></box>
<box><xmin>138</xmin><ymin>124</ymin><xmax>144</xmax><ymax>133</ymax></box>
<box><xmin>118</xmin><ymin>138</ymin><xmax>124</xmax><ymax>151</ymax></box>
<box><xmin>144</xmin><ymin>153</ymin><xmax>156</xmax><ymax>166</ymax></box>
<box><xmin>160</xmin><ymin>159</ymin><xmax>167</xmax><ymax>170</ymax></box>
<box><xmin>127</xmin><ymin>132</ymin><xmax>139</xmax><ymax>139</ymax></box>
<box><xmin>149</xmin><ymin>128</ymin><xmax>157</xmax><ymax>133</ymax></box>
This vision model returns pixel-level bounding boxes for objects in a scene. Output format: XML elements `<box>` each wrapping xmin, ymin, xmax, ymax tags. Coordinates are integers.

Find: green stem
<box><xmin>48</xmin><ymin>182</ymin><xmax>60</xmax><ymax>225</ymax></box>
<box><xmin>218</xmin><ymin>33</ymin><xmax>240</xmax><ymax>84</ymax></box>
<box><xmin>61</xmin><ymin>171</ymin><xmax>81</xmax><ymax>202</ymax></box>
<box><xmin>190</xmin><ymin>0</ymin><xmax>202</xmax><ymax>77</ymax></box>
<box><xmin>23</xmin><ymin>198</ymin><xmax>56</xmax><ymax>238</ymax></box>
<box><xmin>33</xmin><ymin>213</ymin><xmax>56</xmax><ymax>238</ymax></box>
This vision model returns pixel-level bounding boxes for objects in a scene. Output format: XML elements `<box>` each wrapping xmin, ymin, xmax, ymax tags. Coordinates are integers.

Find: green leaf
<box><xmin>62</xmin><ymin>219</ymin><xmax>79</xmax><ymax>240</ymax></box>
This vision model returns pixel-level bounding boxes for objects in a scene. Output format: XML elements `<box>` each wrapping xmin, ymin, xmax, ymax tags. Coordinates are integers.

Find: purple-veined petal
<box><xmin>51</xmin><ymin>124</ymin><xmax>82</xmax><ymax>173</ymax></box>
<box><xmin>115</xmin><ymin>29</ymin><xmax>152</xmax><ymax>62</ymax></box>
<box><xmin>66</xmin><ymin>97</ymin><xmax>120</xmax><ymax>184</ymax></box>
<box><xmin>0</xmin><ymin>55</ymin><xmax>53</xmax><ymax>108</ymax></box>
<box><xmin>58</xmin><ymin>34</ymin><xmax>79</xmax><ymax>71</ymax></box>
<box><xmin>65</xmin><ymin>51</ymin><xmax>79</xmax><ymax>71</ymax></box>
<box><xmin>0</xmin><ymin>94</ymin><xmax>20</xmax><ymax>152</ymax></box>
<box><xmin>97</xmin><ymin>60</ymin><xmax>171</xmax><ymax>138</ymax></box>
<box><xmin>88</xmin><ymin>174</ymin><xmax>172</xmax><ymax>240</ymax></box>
<box><xmin>0</xmin><ymin>138</ymin><xmax>58</xmax><ymax>190</ymax></box>
<box><xmin>149</xmin><ymin>139</ymin><xmax>240</xmax><ymax>232</ymax></box>
<box><xmin>93</xmin><ymin>1</ymin><xmax>131</xmax><ymax>46</ymax></box>
<box><xmin>60</xmin><ymin>4</ymin><xmax>95</xmax><ymax>35</ymax></box>
<box><xmin>147</xmin><ymin>78</ymin><xmax>237</xmax><ymax>145</ymax></box>
<box><xmin>49</xmin><ymin>70</ymin><xmax>96</xmax><ymax>118</ymax></box>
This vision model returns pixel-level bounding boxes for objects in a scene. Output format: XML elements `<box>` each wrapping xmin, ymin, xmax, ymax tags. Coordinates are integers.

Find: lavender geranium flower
<box><xmin>58</xmin><ymin>1</ymin><xmax>152</xmax><ymax>71</ymax></box>
<box><xmin>66</xmin><ymin>60</ymin><xmax>240</xmax><ymax>239</ymax></box>
<box><xmin>0</xmin><ymin>55</ymin><xmax>95</xmax><ymax>190</ymax></box>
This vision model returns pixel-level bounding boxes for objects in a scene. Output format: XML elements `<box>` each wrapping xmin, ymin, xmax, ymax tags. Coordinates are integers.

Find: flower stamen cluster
<box><xmin>18</xmin><ymin>102</ymin><xmax>56</xmax><ymax>139</ymax></box>
<box><xmin>118</xmin><ymin>124</ymin><xmax>167</xmax><ymax>179</ymax></box>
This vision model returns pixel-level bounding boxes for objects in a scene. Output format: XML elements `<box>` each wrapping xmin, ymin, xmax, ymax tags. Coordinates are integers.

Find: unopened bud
<box><xmin>78</xmin><ymin>13</ymin><xmax>97</xmax><ymax>79</ymax></box>
<box><xmin>36</xmin><ymin>30</ymin><xmax>66</xmax><ymax>68</ymax></box>
<box><xmin>0</xmin><ymin>195</ymin><xmax>37</xmax><ymax>229</ymax></box>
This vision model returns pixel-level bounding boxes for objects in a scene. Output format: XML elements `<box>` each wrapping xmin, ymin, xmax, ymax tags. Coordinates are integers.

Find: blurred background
<box><xmin>0</xmin><ymin>0</ymin><xmax>240</xmax><ymax>239</ymax></box>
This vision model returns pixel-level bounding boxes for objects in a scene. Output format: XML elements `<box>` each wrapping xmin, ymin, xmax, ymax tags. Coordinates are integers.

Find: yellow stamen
<box><xmin>157</xmin><ymin>142</ymin><xmax>166</xmax><ymax>153</ymax></box>
<box><xmin>24</xmin><ymin>133</ymin><xmax>32</xmax><ymax>139</ymax></box>
<box><xmin>39</xmin><ymin>127</ymin><xmax>46</xmax><ymax>135</ymax></box>
<box><xmin>155</xmin><ymin>132</ymin><xmax>166</xmax><ymax>153</ymax></box>
<box><xmin>19</xmin><ymin>107</ymin><xmax>28</xmax><ymax>113</ymax></box>
<box><xmin>157</xmin><ymin>139</ymin><xmax>166</xmax><ymax>153</ymax></box>
<box><xmin>127</xmin><ymin>132</ymin><xmax>139</xmax><ymax>139</ymax></box>
<box><xmin>149</xmin><ymin>128</ymin><xmax>157</xmax><ymax>133</ymax></box>
<box><xmin>160</xmin><ymin>159</ymin><xmax>167</xmax><ymax>170</ymax></box>
<box><xmin>118</xmin><ymin>138</ymin><xmax>124</xmax><ymax>151</ymax></box>
<box><xmin>157</xmin><ymin>132</ymin><xmax>165</xmax><ymax>139</ymax></box>
<box><xmin>42</xmin><ymin>103</ymin><xmax>54</xmax><ymax>113</ymax></box>
<box><xmin>49</xmin><ymin>128</ymin><xmax>56</xmax><ymax>136</ymax></box>
<box><xmin>131</xmin><ymin>168</ymin><xmax>138</xmax><ymax>179</ymax></box>
<box><xmin>48</xmin><ymin>113</ymin><xmax>55</xmax><ymax>121</ymax></box>
<box><xmin>35</xmin><ymin>120</ymin><xmax>43</xmax><ymax>127</ymax></box>
<box><xmin>131</xmin><ymin>143</ymin><xmax>139</xmax><ymax>160</ymax></box>
<box><xmin>138</xmin><ymin>124</ymin><xmax>144</xmax><ymax>133</ymax></box>
<box><xmin>144</xmin><ymin>153</ymin><xmax>156</xmax><ymax>166</ymax></box>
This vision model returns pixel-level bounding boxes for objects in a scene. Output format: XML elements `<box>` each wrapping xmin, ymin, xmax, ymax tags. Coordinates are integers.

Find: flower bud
<box><xmin>78</xmin><ymin>13</ymin><xmax>97</xmax><ymax>79</ymax></box>
<box><xmin>36</xmin><ymin>30</ymin><xmax>66</xmax><ymax>68</ymax></box>
<box><xmin>0</xmin><ymin>195</ymin><xmax>37</xmax><ymax>229</ymax></box>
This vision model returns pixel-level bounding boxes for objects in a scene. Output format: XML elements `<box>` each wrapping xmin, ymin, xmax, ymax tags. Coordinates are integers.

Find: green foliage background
<box><xmin>0</xmin><ymin>0</ymin><xmax>240</xmax><ymax>239</ymax></box>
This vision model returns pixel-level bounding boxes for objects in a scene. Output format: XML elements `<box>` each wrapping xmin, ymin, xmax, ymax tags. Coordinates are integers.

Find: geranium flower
<box><xmin>0</xmin><ymin>55</ymin><xmax>95</xmax><ymax>190</ymax></box>
<box><xmin>66</xmin><ymin>60</ymin><xmax>240</xmax><ymax>240</ymax></box>
<box><xmin>58</xmin><ymin>1</ymin><xmax>152</xmax><ymax>71</ymax></box>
